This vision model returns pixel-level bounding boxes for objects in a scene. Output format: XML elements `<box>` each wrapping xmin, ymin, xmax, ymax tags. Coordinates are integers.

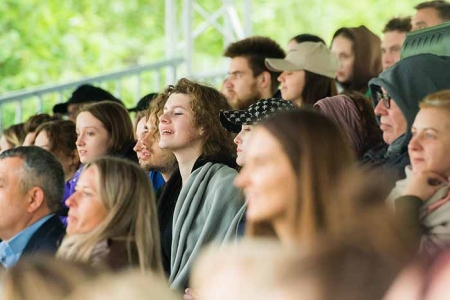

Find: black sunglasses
<box><xmin>376</xmin><ymin>91</ymin><xmax>392</xmax><ymax>109</ymax></box>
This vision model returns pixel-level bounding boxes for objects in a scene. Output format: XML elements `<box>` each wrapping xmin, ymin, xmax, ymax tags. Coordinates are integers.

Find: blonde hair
<box><xmin>420</xmin><ymin>90</ymin><xmax>450</xmax><ymax>110</ymax></box>
<box><xmin>57</xmin><ymin>157</ymin><xmax>163</xmax><ymax>275</ymax></box>
<box><xmin>2</xmin><ymin>123</ymin><xmax>26</xmax><ymax>147</ymax></box>
<box><xmin>1</xmin><ymin>256</ymin><xmax>102</xmax><ymax>300</ymax></box>
<box><xmin>67</xmin><ymin>270</ymin><xmax>180</xmax><ymax>300</ymax></box>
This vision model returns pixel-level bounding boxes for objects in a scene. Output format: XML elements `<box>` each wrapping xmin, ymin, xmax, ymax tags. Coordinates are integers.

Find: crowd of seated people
<box><xmin>3</xmin><ymin>1</ymin><xmax>450</xmax><ymax>299</ymax></box>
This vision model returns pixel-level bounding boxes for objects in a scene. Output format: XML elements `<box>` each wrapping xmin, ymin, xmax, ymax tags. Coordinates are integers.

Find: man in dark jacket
<box><xmin>362</xmin><ymin>54</ymin><xmax>450</xmax><ymax>185</ymax></box>
<box><xmin>0</xmin><ymin>146</ymin><xmax>65</xmax><ymax>268</ymax></box>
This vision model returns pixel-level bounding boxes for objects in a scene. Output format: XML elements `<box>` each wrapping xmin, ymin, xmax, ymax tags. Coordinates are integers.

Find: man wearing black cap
<box><xmin>53</xmin><ymin>84</ymin><xmax>122</xmax><ymax>121</ymax></box>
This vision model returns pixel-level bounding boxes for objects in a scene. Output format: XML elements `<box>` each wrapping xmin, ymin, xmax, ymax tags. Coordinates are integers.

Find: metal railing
<box><xmin>0</xmin><ymin>57</ymin><xmax>185</xmax><ymax>130</ymax></box>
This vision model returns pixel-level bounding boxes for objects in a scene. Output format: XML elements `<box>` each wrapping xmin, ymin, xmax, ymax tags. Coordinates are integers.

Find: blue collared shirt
<box><xmin>0</xmin><ymin>214</ymin><xmax>54</xmax><ymax>268</ymax></box>
<box><xmin>149</xmin><ymin>171</ymin><xmax>166</xmax><ymax>191</ymax></box>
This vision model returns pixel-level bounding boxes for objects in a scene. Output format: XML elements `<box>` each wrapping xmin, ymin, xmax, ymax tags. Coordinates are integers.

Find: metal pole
<box><xmin>244</xmin><ymin>0</ymin><xmax>252</xmax><ymax>37</ymax></box>
<box><xmin>183</xmin><ymin>0</ymin><xmax>194</xmax><ymax>76</ymax></box>
<box><xmin>165</xmin><ymin>0</ymin><xmax>177</xmax><ymax>83</ymax></box>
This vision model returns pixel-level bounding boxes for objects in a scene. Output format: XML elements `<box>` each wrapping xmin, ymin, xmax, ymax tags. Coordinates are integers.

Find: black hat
<box><xmin>128</xmin><ymin>93</ymin><xmax>159</xmax><ymax>113</ymax></box>
<box><xmin>53</xmin><ymin>84</ymin><xmax>122</xmax><ymax>114</ymax></box>
<box><xmin>220</xmin><ymin>98</ymin><xmax>295</xmax><ymax>133</ymax></box>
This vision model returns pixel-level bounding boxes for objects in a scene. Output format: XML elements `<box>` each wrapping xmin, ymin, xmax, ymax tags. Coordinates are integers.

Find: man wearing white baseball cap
<box><xmin>265</xmin><ymin>42</ymin><xmax>339</xmax><ymax>107</ymax></box>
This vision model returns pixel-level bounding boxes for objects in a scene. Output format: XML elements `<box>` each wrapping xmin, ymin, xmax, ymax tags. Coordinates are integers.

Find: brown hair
<box><xmin>35</xmin><ymin>120</ymin><xmax>78</xmax><ymax>158</ymax></box>
<box><xmin>162</xmin><ymin>78</ymin><xmax>236</xmax><ymax>159</ymax></box>
<box><xmin>246</xmin><ymin>109</ymin><xmax>355</xmax><ymax>242</ymax></box>
<box><xmin>332</xmin><ymin>27</ymin><xmax>355</xmax><ymax>47</ymax></box>
<box><xmin>415</xmin><ymin>0</ymin><xmax>450</xmax><ymax>22</ymax></box>
<box><xmin>383</xmin><ymin>17</ymin><xmax>412</xmax><ymax>33</ymax></box>
<box><xmin>2</xmin><ymin>123</ymin><xmax>26</xmax><ymax>147</ymax></box>
<box><xmin>80</xmin><ymin>101</ymin><xmax>135</xmax><ymax>156</ymax></box>
<box><xmin>224</xmin><ymin>36</ymin><xmax>285</xmax><ymax>94</ymax></box>
<box><xmin>302</xmin><ymin>71</ymin><xmax>338</xmax><ymax>106</ymax></box>
<box><xmin>24</xmin><ymin>114</ymin><xmax>61</xmax><ymax>133</ymax></box>
<box><xmin>331</xmin><ymin>26</ymin><xmax>382</xmax><ymax>93</ymax></box>
<box><xmin>133</xmin><ymin>111</ymin><xmax>147</xmax><ymax>138</ymax></box>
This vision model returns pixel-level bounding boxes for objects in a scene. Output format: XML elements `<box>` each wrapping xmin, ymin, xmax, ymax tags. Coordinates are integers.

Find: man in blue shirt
<box><xmin>0</xmin><ymin>146</ymin><xmax>65</xmax><ymax>268</ymax></box>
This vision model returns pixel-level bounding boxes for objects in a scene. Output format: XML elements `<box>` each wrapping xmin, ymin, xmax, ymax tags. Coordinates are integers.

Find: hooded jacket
<box><xmin>362</xmin><ymin>54</ymin><xmax>450</xmax><ymax>181</ymax></box>
<box><xmin>333</xmin><ymin>25</ymin><xmax>382</xmax><ymax>93</ymax></box>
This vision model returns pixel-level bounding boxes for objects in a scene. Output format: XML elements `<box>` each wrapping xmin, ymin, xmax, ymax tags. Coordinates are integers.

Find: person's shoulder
<box><xmin>23</xmin><ymin>215</ymin><xmax>65</xmax><ymax>255</ymax></box>
<box><xmin>214</xmin><ymin>162</ymin><xmax>238</xmax><ymax>173</ymax></box>
<box><xmin>362</xmin><ymin>143</ymin><xmax>388</xmax><ymax>162</ymax></box>
<box><xmin>206</xmin><ymin>162</ymin><xmax>239</xmax><ymax>183</ymax></box>
<box><xmin>33</xmin><ymin>215</ymin><xmax>65</xmax><ymax>239</ymax></box>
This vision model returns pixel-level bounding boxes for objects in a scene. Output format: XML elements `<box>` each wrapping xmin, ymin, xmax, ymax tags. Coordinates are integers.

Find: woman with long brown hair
<box><xmin>235</xmin><ymin>109</ymin><xmax>354</xmax><ymax>244</ymax></box>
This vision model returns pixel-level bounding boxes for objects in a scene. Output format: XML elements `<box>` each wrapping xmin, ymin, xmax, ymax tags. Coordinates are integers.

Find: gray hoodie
<box><xmin>363</xmin><ymin>54</ymin><xmax>450</xmax><ymax>181</ymax></box>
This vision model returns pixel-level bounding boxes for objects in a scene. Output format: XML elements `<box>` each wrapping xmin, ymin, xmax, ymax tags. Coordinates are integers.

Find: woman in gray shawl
<box><xmin>157</xmin><ymin>78</ymin><xmax>245</xmax><ymax>290</ymax></box>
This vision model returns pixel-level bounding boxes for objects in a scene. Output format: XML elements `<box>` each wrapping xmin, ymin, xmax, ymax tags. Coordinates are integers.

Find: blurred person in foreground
<box><xmin>234</xmin><ymin>109</ymin><xmax>354</xmax><ymax>245</ymax></box>
<box><xmin>67</xmin><ymin>270</ymin><xmax>181</xmax><ymax>300</ymax></box>
<box><xmin>1</xmin><ymin>256</ymin><xmax>103</xmax><ymax>300</ymax></box>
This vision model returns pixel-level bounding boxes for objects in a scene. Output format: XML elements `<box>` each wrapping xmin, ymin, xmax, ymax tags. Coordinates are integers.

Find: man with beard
<box><xmin>223</xmin><ymin>36</ymin><xmax>285</xmax><ymax>109</ymax></box>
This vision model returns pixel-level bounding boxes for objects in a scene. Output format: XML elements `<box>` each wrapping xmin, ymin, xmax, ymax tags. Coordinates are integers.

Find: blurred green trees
<box><xmin>0</xmin><ymin>0</ymin><xmax>422</xmax><ymax>127</ymax></box>
<box><xmin>0</xmin><ymin>0</ymin><xmax>423</xmax><ymax>92</ymax></box>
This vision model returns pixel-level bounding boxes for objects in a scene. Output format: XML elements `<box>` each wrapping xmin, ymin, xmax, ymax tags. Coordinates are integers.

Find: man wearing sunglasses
<box><xmin>362</xmin><ymin>53</ymin><xmax>450</xmax><ymax>184</ymax></box>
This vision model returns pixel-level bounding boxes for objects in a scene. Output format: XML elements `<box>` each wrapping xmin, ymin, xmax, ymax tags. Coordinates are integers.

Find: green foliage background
<box><xmin>0</xmin><ymin>0</ymin><xmax>422</xmax><ymax>127</ymax></box>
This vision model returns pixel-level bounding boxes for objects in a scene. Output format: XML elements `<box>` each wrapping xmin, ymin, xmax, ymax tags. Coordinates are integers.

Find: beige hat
<box><xmin>265</xmin><ymin>42</ymin><xmax>339</xmax><ymax>78</ymax></box>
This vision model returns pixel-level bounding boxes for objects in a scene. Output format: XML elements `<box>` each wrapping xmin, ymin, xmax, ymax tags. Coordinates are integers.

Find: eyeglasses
<box><xmin>376</xmin><ymin>91</ymin><xmax>392</xmax><ymax>109</ymax></box>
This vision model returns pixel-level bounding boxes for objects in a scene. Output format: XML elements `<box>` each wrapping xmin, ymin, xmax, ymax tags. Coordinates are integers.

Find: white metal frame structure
<box><xmin>0</xmin><ymin>1</ymin><xmax>251</xmax><ymax>130</ymax></box>
<box><xmin>165</xmin><ymin>0</ymin><xmax>252</xmax><ymax>78</ymax></box>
